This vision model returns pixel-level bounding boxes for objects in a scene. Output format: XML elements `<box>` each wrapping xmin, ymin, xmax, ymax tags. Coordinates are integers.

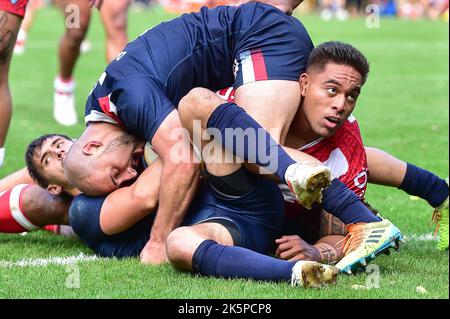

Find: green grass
<box><xmin>0</xmin><ymin>6</ymin><xmax>448</xmax><ymax>299</ymax></box>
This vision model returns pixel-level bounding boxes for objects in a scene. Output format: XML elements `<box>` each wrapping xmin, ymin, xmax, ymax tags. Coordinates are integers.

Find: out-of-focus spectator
<box><xmin>398</xmin><ymin>0</ymin><xmax>448</xmax><ymax>20</ymax></box>
<box><xmin>319</xmin><ymin>0</ymin><xmax>349</xmax><ymax>20</ymax></box>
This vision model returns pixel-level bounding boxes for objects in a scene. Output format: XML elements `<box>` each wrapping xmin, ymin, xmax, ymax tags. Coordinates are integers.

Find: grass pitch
<box><xmin>0</xmin><ymin>6</ymin><xmax>448</xmax><ymax>299</ymax></box>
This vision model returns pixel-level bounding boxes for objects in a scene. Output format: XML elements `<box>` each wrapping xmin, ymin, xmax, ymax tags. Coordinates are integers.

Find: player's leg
<box><xmin>178</xmin><ymin>87</ymin><xmax>331</xmax><ymax>209</ymax></box>
<box><xmin>366</xmin><ymin>146</ymin><xmax>449</xmax><ymax>250</ymax></box>
<box><xmin>14</xmin><ymin>0</ymin><xmax>39</xmax><ymax>55</ymax></box>
<box><xmin>0</xmin><ymin>8</ymin><xmax>23</xmax><ymax>167</ymax></box>
<box><xmin>53</xmin><ymin>0</ymin><xmax>91</xmax><ymax>126</ymax></box>
<box><xmin>166</xmin><ymin>222</ymin><xmax>338</xmax><ymax>287</ymax></box>
<box><xmin>99</xmin><ymin>0</ymin><xmax>129</xmax><ymax>62</ymax></box>
<box><xmin>0</xmin><ymin>184</ymin><xmax>70</xmax><ymax>233</ymax></box>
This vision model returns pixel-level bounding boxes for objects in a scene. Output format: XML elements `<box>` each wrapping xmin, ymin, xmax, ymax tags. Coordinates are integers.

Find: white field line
<box><xmin>405</xmin><ymin>233</ymin><xmax>437</xmax><ymax>242</ymax></box>
<box><xmin>0</xmin><ymin>253</ymin><xmax>99</xmax><ymax>268</ymax></box>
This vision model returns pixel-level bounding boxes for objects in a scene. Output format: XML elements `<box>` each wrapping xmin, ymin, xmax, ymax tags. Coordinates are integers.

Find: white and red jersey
<box><xmin>283</xmin><ymin>115</ymin><xmax>368</xmax><ymax>203</ymax></box>
<box><xmin>0</xmin><ymin>184</ymin><xmax>39</xmax><ymax>233</ymax></box>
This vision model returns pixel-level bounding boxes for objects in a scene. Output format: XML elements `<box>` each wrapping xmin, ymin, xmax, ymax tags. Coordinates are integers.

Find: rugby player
<box><xmin>62</xmin><ymin>1</ymin><xmax>393</xmax><ymax>266</ymax></box>
<box><xmin>0</xmin><ymin>0</ymin><xmax>29</xmax><ymax>168</ymax></box>
<box><xmin>1</xmin><ymin>42</ymin><xmax>446</xmax><ymax>277</ymax></box>
<box><xmin>53</xmin><ymin>0</ymin><xmax>130</xmax><ymax>126</ymax></box>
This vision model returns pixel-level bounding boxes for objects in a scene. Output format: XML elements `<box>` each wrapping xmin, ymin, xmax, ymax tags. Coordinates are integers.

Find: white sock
<box><xmin>54</xmin><ymin>76</ymin><xmax>75</xmax><ymax>94</ymax></box>
<box><xmin>0</xmin><ymin>148</ymin><xmax>5</xmax><ymax>167</ymax></box>
<box><xmin>17</xmin><ymin>29</ymin><xmax>27</xmax><ymax>42</ymax></box>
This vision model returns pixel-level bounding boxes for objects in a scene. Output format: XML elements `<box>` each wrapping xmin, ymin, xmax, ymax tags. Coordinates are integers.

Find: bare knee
<box><xmin>166</xmin><ymin>226</ymin><xmax>199</xmax><ymax>272</ymax></box>
<box><xmin>63</xmin><ymin>24</ymin><xmax>88</xmax><ymax>46</ymax></box>
<box><xmin>179</xmin><ymin>87</ymin><xmax>224</xmax><ymax>127</ymax></box>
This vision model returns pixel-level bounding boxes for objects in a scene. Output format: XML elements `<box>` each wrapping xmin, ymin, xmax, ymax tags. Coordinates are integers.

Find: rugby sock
<box><xmin>0</xmin><ymin>184</ymin><xmax>39</xmax><ymax>233</ymax></box>
<box><xmin>322</xmin><ymin>179</ymin><xmax>381</xmax><ymax>224</ymax></box>
<box><xmin>192</xmin><ymin>240</ymin><xmax>294</xmax><ymax>282</ymax></box>
<box><xmin>0</xmin><ymin>147</ymin><xmax>5</xmax><ymax>167</ymax></box>
<box><xmin>206</xmin><ymin>102</ymin><xmax>295</xmax><ymax>183</ymax></box>
<box><xmin>398</xmin><ymin>163</ymin><xmax>449</xmax><ymax>208</ymax></box>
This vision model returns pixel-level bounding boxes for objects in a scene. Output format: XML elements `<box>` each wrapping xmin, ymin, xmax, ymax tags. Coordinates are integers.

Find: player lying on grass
<box><xmin>62</xmin><ymin>1</ymin><xmax>406</xmax><ymax>268</ymax></box>
<box><xmin>1</xmin><ymin>43</ymin><xmax>447</xmax><ymax>276</ymax></box>
<box><xmin>61</xmin><ymin>0</ymin><xmax>335</xmax><ymax>266</ymax></box>
<box><xmin>1</xmin><ymin>133</ymin><xmax>340</xmax><ymax>287</ymax></box>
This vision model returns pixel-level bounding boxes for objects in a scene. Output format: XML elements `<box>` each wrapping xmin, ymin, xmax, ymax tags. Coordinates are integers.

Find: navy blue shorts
<box><xmin>69</xmin><ymin>177</ymin><xmax>284</xmax><ymax>258</ymax></box>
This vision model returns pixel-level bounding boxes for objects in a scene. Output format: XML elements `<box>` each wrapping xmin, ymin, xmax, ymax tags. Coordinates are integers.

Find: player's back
<box><xmin>105</xmin><ymin>2</ymin><xmax>307</xmax><ymax>105</ymax></box>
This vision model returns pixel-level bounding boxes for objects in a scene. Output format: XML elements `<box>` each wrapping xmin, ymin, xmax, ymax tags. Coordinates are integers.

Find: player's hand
<box><xmin>275</xmin><ymin>235</ymin><xmax>321</xmax><ymax>262</ymax></box>
<box><xmin>88</xmin><ymin>0</ymin><xmax>103</xmax><ymax>10</ymax></box>
<box><xmin>140</xmin><ymin>238</ymin><xmax>168</xmax><ymax>265</ymax></box>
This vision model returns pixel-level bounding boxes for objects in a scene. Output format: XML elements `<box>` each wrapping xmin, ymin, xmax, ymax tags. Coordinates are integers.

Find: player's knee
<box><xmin>179</xmin><ymin>87</ymin><xmax>218</xmax><ymax>121</ymax></box>
<box><xmin>166</xmin><ymin>227</ymin><xmax>196</xmax><ymax>270</ymax></box>
<box><xmin>65</xmin><ymin>24</ymin><xmax>88</xmax><ymax>45</ymax></box>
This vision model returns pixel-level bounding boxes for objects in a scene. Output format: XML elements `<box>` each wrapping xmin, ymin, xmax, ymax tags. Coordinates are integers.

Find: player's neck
<box><xmin>285</xmin><ymin>109</ymin><xmax>320</xmax><ymax>149</ymax></box>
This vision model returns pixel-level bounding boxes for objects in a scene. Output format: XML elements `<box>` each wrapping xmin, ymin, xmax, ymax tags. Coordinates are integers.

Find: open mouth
<box><xmin>324</xmin><ymin>116</ymin><xmax>340</xmax><ymax>128</ymax></box>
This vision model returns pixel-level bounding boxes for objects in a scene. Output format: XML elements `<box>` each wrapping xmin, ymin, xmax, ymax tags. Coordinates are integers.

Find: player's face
<box><xmin>301</xmin><ymin>63</ymin><xmax>362</xmax><ymax>138</ymax></box>
<box><xmin>82</xmin><ymin>137</ymin><xmax>144</xmax><ymax>196</ymax></box>
<box><xmin>35</xmin><ymin>136</ymin><xmax>73</xmax><ymax>186</ymax></box>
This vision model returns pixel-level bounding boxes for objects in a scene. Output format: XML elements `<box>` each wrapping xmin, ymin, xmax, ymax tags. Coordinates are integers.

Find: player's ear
<box><xmin>47</xmin><ymin>184</ymin><xmax>63</xmax><ymax>196</ymax></box>
<box><xmin>82</xmin><ymin>141</ymin><xmax>103</xmax><ymax>155</ymax></box>
<box><xmin>299</xmin><ymin>73</ymin><xmax>309</xmax><ymax>96</ymax></box>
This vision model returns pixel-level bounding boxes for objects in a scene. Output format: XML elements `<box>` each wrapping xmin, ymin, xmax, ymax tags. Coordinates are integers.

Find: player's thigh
<box><xmin>57</xmin><ymin>0</ymin><xmax>91</xmax><ymax>32</ymax></box>
<box><xmin>234</xmin><ymin>80</ymin><xmax>301</xmax><ymax>144</ymax></box>
<box><xmin>0</xmin><ymin>10</ymin><xmax>21</xmax><ymax>68</ymax></box>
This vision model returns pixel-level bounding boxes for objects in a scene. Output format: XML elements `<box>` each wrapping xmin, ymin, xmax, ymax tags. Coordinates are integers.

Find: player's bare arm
<box><xmin>140</xmin><ymin>110</ymin><xmax>200</xmax><ymax>265</ymax></box>
<box><xmin>100</xmin><ymin>157</ymin><xmax>163</xmax><ymax>235</ymax></box>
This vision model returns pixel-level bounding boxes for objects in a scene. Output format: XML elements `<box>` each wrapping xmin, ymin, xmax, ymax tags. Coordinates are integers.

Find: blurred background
<box><xmin>21</xmin><ymin>0</ymin><xmax>450</xmax><ymax>21</ymax></box>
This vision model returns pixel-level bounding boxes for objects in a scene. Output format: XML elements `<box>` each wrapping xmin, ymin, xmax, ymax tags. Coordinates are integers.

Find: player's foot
<box><xmin>13</xmin><ymin>29</ymin><xmax>26</xmax><ymax>55</ymax></box>
<box><xmin>320</xmin><ymin>8</ymin><xmax>333</xmax><ymax>20</ymax></box>
<box><xmin>432</xmin><ymin>178</ymin><xmax>449</xmax><ymax>251</ymax></box>
<box><xmin>335</xmin><ymin>8</ymin><xmax>349</xmax><ymax>21</ymax></box>
<box><xmin>291</xmin><ymin>260</ymin><xmax>339</xmax><ymax>288</ymax></box>
<box><xmin>335</xmin><ymin>219</ymin><xmax>405</xmax><ymax>274</ymax></box>
<box><xmin>285</xmin><ymin>162</ymin><xmax>332</xmax><ymax>209</ymax></box>
<box><xmin>53</xmin><ymin>76</ymin><xmax>77</xmax><ymax>126</ymax></box>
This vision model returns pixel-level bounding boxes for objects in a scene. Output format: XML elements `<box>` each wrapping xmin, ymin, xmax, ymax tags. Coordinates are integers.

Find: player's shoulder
<box><xmin>339</xmin><ymin>114</ymin><xmax>361</xmax><ymax>133</ymax></box>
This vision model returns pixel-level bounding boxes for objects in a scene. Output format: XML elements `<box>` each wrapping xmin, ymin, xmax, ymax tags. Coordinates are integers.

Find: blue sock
<box><xmin>192</xmin><ymin>240</ymin><xmax>295</xmax><ymax>282</ymax></box>
<box><xmin>399</xmin><ymin>163</ymin><xmax>448</xmax><ymax>208</ymax></box>
<box><xmin>322</xmin><ymin>179</ymin><xmax>381</xmax><ymax>224</ymax></box>
<box><xmin>206</xmin><ymin>102</ymin><xmax>296</xmax><ymax>183</ymax></box>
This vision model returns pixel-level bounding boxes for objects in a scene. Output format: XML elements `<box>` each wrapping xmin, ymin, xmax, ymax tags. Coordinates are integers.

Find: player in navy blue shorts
<box><xmin>62</xmin><ymin>1</ymin><xmax>335</xmax><ymax>265</ymax></box>
<box><xmin>67</xmin><ymin>137</ymin><xmax>339</xmax><ymax>287</ymax></box>
<box><xmin>63</xmin><ymin>1</ymin><xmax>383</xmax><ymax>265</ymax></box>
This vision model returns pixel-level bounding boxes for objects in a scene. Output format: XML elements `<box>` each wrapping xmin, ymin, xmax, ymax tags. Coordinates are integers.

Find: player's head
<box><xmin>25</xmin><ymin>134</ymin><xmax>73</xmax><ymax>195</ymax></box>
<box><xmin>298</xmin><ymin>41</ymin><xmax>369</xmax><ymax>138</ymax></box>
<box><xmin>63</xmin><ymin>127</ymin><xmax>144</xmax><ymax>197</ymax></box>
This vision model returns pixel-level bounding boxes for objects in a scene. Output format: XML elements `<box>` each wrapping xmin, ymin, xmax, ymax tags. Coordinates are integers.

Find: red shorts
<box><xmin>0</xmin><ymin>0</ymin><xmax>28</xmax><ymax>18</ymax></box>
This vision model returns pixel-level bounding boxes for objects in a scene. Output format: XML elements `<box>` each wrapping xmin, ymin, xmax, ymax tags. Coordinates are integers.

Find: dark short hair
<box><xmin>306</xmin><ymin>41</ymin><xmax>370</xmax><ymax>84</ymax></box>
<box><xmin>24</xmin><ymin>134</ymin><xmax>72</xmax><ymax>188</ymax></box>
